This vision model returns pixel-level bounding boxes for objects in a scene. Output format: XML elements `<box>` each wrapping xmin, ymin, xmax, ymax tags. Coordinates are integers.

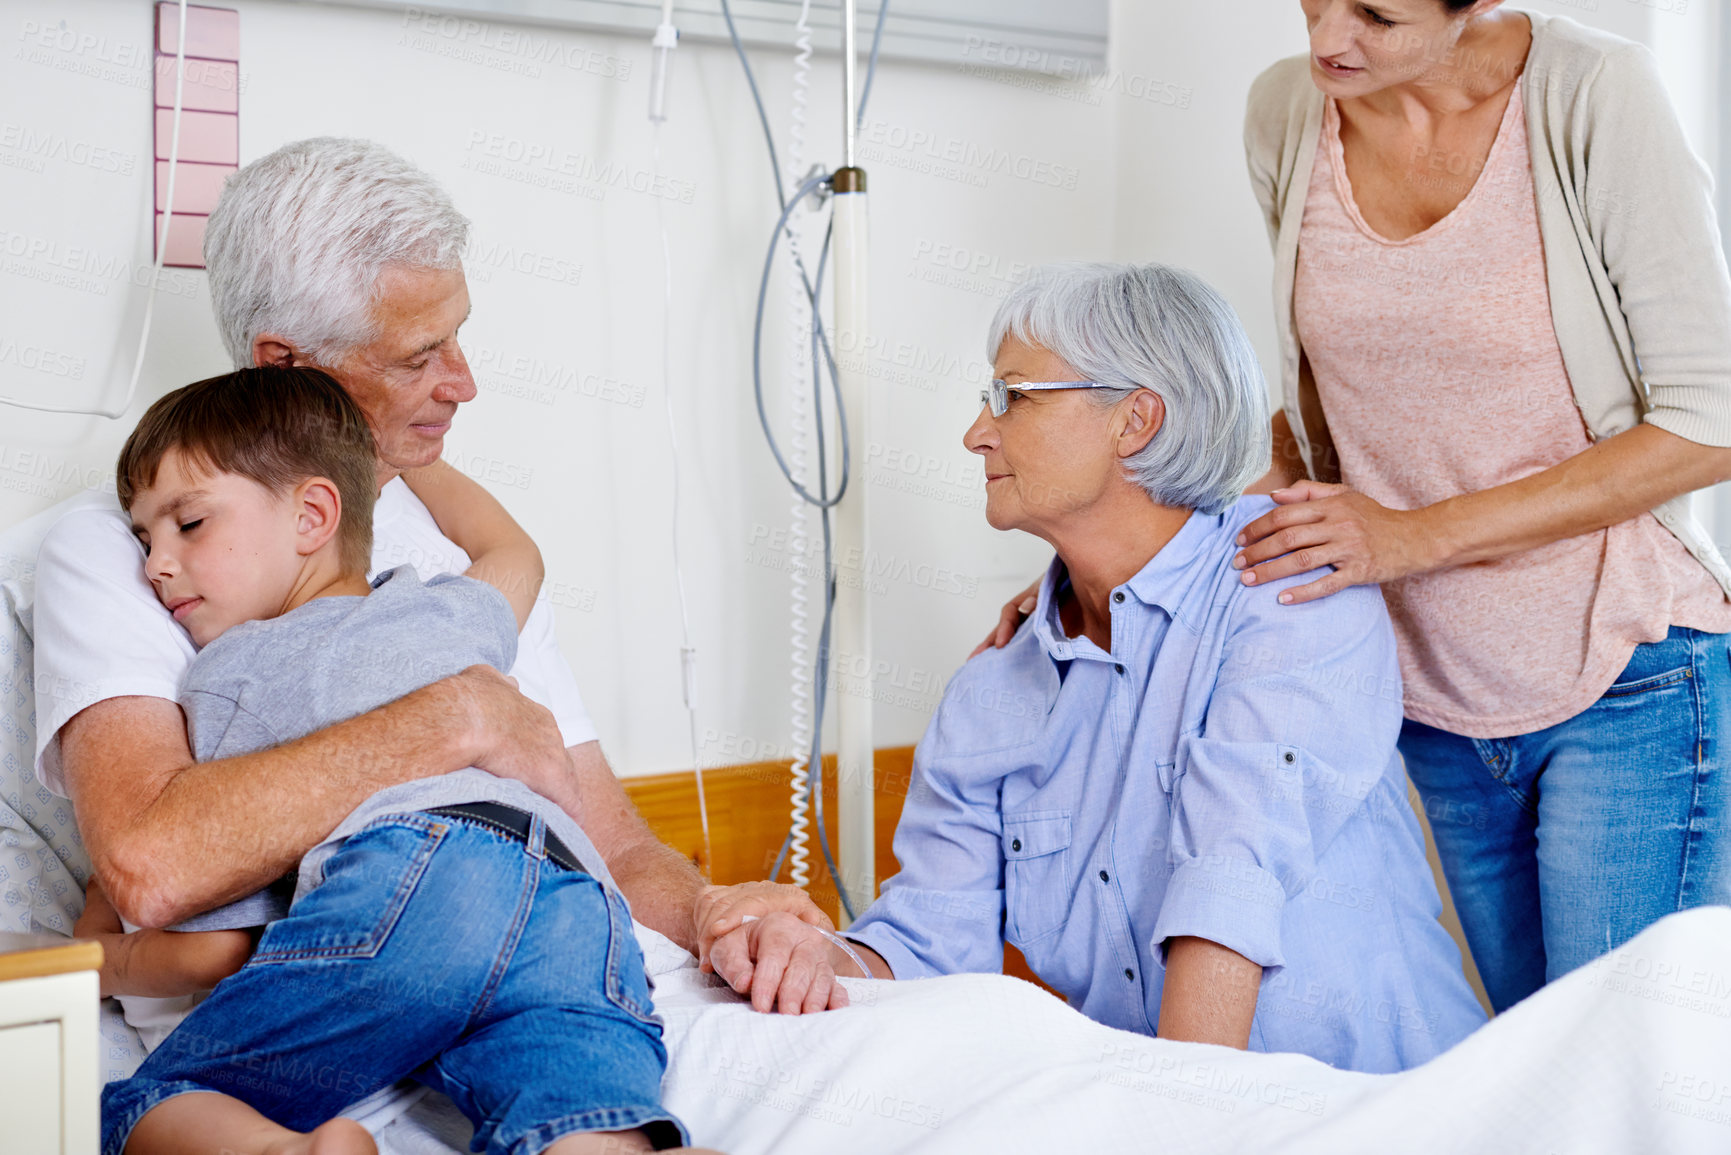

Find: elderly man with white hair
<box><xmin>701</xmin><ymin>262</ymin><xmax>1489</xmax><ymax>1073</ymax></box>
<box><xmin>31</xmin><ymin>138</ymin><xmax>823</xmax><ymax>1079</ymax></box>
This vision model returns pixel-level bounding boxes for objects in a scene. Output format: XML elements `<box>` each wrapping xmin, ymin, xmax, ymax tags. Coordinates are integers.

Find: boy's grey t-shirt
<box><xmin>178</xmin><ymin>565</ymin><xmax>616</xmax><ymax>927</ymax></box>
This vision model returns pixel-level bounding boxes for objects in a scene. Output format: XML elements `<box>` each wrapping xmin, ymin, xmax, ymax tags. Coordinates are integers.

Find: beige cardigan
<box><xmin>1243</xmin><ymin>10</ymin><xmax>1731</xmax><ymax>596</ymax></box>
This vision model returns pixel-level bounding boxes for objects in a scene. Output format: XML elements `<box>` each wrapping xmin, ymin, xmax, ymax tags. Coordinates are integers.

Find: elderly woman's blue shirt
<box><xmin>847</xmin><ymin>495</ymin><xmax>1486</xmax><ymax>1073</ymax></box>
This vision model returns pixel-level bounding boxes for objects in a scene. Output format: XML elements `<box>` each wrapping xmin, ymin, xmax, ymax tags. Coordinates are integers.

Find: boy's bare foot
<box><xmin>261</xmin><ymin>1118</ymin><xmax>377</xmax><ymax>1155</ymax></box>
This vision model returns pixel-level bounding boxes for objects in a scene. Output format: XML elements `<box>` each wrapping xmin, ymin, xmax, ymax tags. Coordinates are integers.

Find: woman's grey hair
<box><xmin>204</xmin><ymin>138</ymin><xmax>470</xmax><ymax>369</ymax></box>
<box><xmin>986</xmin><ymin>262</ymin><xmax>1270</xmax><ymax>516</ymax></box>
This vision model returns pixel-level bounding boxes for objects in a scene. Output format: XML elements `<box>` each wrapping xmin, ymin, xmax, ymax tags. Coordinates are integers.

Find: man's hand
<box><xmin>708</xmin><ymin>911</ymin><xmax>852</xmax><ymax>1015</ymax></box>
<box><xmin>694</xmin><ymin>881</ymin><xmax>834</xmax><ymax>973</ymax></box>
<box><xmin>447</xmin><ymin>665</ymin><xmax>574</xmax><ymax>804</ymax></box>
<box><xmin>969</xmin><ymin>577</ymin><xmax>1041</xmax><ymax>658</ymax></box>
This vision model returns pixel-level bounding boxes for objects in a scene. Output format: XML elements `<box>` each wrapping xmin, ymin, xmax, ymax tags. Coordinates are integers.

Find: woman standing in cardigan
<box><xmin>1229</xmin><ymin>1</ymin><xmax>1731</xmax><ymax>1012</ymax></box>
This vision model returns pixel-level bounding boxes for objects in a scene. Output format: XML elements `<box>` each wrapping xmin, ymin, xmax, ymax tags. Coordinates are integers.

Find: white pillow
<box><xmin>0</xmin><ymin>520</ymin><xmax>90</xmax><ymax>938</ymax></box>
<box><xmin>2</xmin><ymin>492</ymin><xmax>146</xmax><ymax>1081</ymax></box>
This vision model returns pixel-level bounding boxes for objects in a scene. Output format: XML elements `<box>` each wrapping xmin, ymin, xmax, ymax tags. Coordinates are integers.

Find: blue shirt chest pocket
<box><xmin>1002</xmin><ymin>811</ymin><xmax>1073</xmax><ymax>946</ymax></box>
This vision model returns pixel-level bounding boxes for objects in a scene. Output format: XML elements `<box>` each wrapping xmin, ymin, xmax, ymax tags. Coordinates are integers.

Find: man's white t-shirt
<box><xmin>32</xmin><ymin>477</ymin><xmax>597</xmax><ymax>796</ymax></box>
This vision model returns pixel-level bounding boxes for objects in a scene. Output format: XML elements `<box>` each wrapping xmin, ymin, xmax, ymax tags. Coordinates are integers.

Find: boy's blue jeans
<box><xmin>1401</xmin><ymin>625</ymin><xmax>1731</xmax><ymax>1014</ymax></box>
<box><xmin>103</xmin><ymin>810</ymin><xmax>687</xmax><ymax>1155</ymax></box>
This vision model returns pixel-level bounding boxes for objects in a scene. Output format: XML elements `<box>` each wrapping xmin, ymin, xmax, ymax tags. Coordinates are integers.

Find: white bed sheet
<box><xmin>372</xmin><ymin>907</ymin><xmax>1731</xmax><ymax>1155</ymax></box>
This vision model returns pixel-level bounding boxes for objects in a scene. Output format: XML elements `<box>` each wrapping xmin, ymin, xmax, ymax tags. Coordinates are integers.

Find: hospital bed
<box><xmin>6</xmin><ymin>493</ymin><xmax>1731</xmax><ymax>1154</ymax></box>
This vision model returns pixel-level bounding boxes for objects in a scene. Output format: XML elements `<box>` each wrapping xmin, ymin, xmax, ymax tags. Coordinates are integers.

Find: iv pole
<box><xmin>831</xmin><ymin>0</ymin><xmax>873</xmax><ymax>926</ymax></box>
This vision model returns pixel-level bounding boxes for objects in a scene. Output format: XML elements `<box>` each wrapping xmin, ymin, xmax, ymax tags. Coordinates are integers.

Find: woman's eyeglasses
<box><xmin>980</xmin><ymin>379</ymin><xmax>1112</xmax><ymax>417</ymax></box>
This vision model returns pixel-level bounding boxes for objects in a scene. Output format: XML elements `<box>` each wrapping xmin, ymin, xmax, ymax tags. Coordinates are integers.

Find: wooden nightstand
<box><xmin>0</xmin><ymin>933</ymin><xmax>102</xmax><ymax>1154</ymax></box>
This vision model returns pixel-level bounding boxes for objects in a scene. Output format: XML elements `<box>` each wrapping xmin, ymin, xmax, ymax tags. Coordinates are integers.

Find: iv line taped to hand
<box><xmin>740</xmin><ymin>914</ymin><xmax>875</xmax><ymax>980</ymax></box>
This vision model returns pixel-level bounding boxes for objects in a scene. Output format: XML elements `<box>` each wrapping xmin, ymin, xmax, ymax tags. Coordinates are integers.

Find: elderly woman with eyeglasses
<box><xmin>698</xmin><ymin>262</ymin><xmax>1486</xmax><ymax>1073</ymax></box>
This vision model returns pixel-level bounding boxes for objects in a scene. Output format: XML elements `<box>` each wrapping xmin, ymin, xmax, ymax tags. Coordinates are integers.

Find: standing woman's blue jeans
<box><xmin>1400</xmin><ymin>625</ymin><xmax>1731</xmax><ymax>1014</ymax></box>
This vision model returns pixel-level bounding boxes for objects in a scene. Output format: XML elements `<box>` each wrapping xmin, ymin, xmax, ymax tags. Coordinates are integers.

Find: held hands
<box><xmin>694</xmin><ymin>881</ymin><xmax>833</xmax><ymax>971</ymax></box>
<box><xmin>706</xmin><ymin>910</ymin><xmax>852</xmax><ymax>1014</ymax></box>
<box><xmin>695</xmin><ymin>883</ymin><xmax>858</xmax><ymax>1014</ymax></box>
<box><xmin>1231</xmin><ymin>482</ymin><xmax>1441</xmax><ymax>605</ymax></box>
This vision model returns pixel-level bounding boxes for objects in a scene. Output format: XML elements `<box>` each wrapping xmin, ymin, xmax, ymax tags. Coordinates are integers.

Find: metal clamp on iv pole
<box><xmin>830</xmin><ymin>0</ymin><xmax>873</xmax><ymax>927</ymax></box>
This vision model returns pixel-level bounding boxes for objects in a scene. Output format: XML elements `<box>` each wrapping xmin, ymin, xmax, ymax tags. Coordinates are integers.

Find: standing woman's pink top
<box><xmin>1294</xmin><ymin>84</ymin><xmax>1731</xmax><ymax>738</ymax></box>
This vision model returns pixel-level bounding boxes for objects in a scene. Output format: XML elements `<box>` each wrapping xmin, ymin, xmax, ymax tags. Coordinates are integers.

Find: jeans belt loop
<box><xmin>526</xmin><ymin>812</ymin><xmax>548</xmax><ymax>861</ymax></box>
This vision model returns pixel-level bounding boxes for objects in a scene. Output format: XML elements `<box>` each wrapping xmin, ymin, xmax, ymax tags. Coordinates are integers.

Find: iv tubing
<box><xmin>652</xmin><ymin>122</ymin><xmax>712</xmax><ymax>871</ymax></box>
<box><xmin>738</xmin><ymin>915</ymin><xmax>876</xmax><ymax>980</ymax></box>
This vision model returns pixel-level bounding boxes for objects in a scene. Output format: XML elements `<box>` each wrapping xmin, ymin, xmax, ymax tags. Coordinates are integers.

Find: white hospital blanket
<box><xmin>374</xmin><ymin>907</ymin><xmax>1731</xmax><ymax>1154</ymax></box>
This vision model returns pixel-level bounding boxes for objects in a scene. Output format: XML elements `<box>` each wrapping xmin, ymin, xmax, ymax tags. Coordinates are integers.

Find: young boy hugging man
<box><xmin>96</xmin><ymin>367</ymin><xmax>714</xmax><ymax>1155</ymax></box>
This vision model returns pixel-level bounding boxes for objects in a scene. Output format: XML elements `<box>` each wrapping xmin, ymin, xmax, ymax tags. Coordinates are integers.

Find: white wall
<box><xmin>1645</xmin><ymin>0</ymin><xmax>1720</xmax><ymax>164</ymax></box>
<box><xmin>0</xmin><ymin>0</ymin><xmax>1112</xmax><ymax>775</ymax></box>
<box><xmin>1635</xmin><ymin>0</ymin><xmax>1727</xmax><ymax>538</ymax></box>
<box><xmin>2</xmin><ymin>0</ymin><xmax>1724</xmax><ymax>778</ymax></box>
<box><xmin>1107</xmin><ymin>0</ymin><xmax>1307</xmax><ymax>385</ymax></box>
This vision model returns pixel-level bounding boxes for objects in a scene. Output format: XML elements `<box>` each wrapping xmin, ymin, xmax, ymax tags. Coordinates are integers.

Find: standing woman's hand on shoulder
<box><xmin>971</xmin><ymin>577</ymin><xmax>1042</xmax><ymax>658</ymax></box>
<box><xmin>1232</xmin><ymin>481</ymin><xmax>1446</xmax><ymax>605</ymax></box>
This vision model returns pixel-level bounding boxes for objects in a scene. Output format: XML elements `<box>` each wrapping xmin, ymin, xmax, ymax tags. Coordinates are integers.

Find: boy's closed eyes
<box><xmin>126</xmin><ymin>448</ymin><xmax>349</xmax><ymax>648</ymax></box>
